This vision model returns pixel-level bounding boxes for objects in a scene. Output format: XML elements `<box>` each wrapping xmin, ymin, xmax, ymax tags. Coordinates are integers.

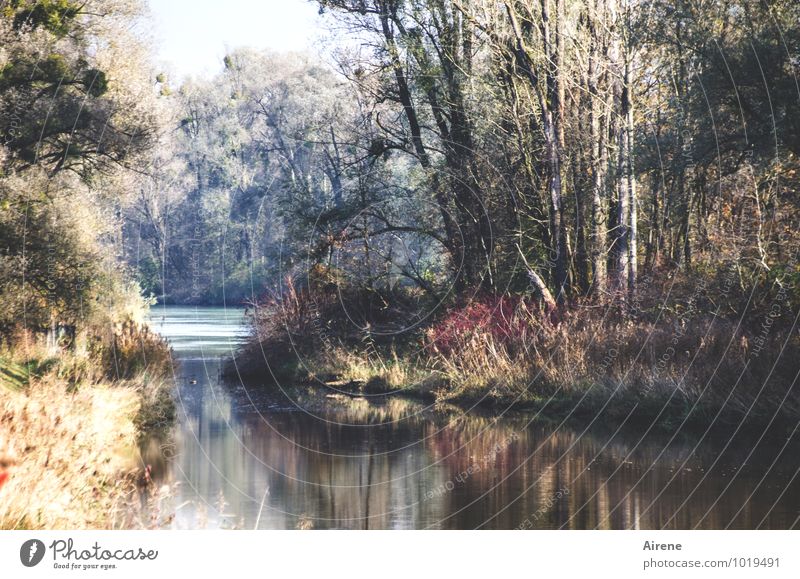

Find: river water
<box><xmin>143</xmin><ymin>306</ymin><xmax>800</xmax><ymax>529</ymax></box>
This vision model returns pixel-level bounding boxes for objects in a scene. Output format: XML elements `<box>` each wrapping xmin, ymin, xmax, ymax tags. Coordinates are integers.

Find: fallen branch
<box><xmin>515</xmin><ymin>244</ymin><xmax>558</xmax><ymax>319</ymax></box>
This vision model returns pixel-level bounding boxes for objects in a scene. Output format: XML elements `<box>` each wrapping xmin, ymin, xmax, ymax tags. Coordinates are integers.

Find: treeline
<box><xmin>0</xmin><ymin>0</ymin><xmax>173</xmax><ymax>395</ymax></box>
<box><xmin>0</xmin><ymin>0</ymin><xmax>175</xmax><ymax>529</ymax></box>
<box><xmin>5</xmin><ymin>0</ymin><xmax>796</xmax><ymax>356</ymax></box>
<box><xmin>310</xmin><ymin>0</ymin><xmax>800</xmax><ymax>304</ymax></box>
<box><xmin>0</xmin><ymin>0</ymin><xmax>165</xmax><ymax>339</ymax></box>
<box><xmin>126</xmin><ymin>0</ymin><xmax>799</xmax><ymax>314</ymax></box>
<box><xmin>0</xmin><ymin>0</ymin><xmax>173</xmax><ymax>422</ymax></box>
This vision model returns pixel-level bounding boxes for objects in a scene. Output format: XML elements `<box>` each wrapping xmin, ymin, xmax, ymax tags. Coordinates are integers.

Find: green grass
<box><xmin>0</xmin><ymin>357</ymin><xmax>32</xmax><ymax>392</ymax></box>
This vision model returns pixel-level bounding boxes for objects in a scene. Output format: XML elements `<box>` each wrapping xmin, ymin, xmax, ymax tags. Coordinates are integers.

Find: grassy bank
<box><xmin>0</xmin><ymin>323</ymin><xmax>175</xmax><ymax>530</ymax></box>
<box><xmin>234</xmin><ymin>265</ymin><xmax>799</xmax><ymax>433</ymax></box>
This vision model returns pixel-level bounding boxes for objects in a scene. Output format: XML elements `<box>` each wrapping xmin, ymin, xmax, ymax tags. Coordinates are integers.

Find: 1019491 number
<box><xmin>733</xmin><ymin>557</ymin><xmax>780</xmax><ymax>568</ymax></box>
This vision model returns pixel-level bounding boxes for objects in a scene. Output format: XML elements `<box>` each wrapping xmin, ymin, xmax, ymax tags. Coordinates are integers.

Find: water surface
<box><xmin>143</xmin><ymin>306</ymin><xmax>800</xmax><ymax>529</ymax></box>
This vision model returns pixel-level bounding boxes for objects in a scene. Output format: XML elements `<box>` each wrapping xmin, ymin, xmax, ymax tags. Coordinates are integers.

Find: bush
<box><xmin>425</xmin><ymin>294</ymin><xmax>541</xmax><ymax>357</ymax></box>
<box><xmin>94</xmin><ymin>318</ymin><xmax>173</xmax><ymax>381</ymax></box>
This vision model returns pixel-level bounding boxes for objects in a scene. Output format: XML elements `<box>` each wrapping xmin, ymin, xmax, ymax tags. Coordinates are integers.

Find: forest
<box><xmin>164</xmin><ymin>0</ymin><xmax>797</xmax><ymax>426</ymax></box>
<box><xmin>0</xmin><ymin>0</ymin><xmax>799</xmax><ymax>528</ymax></box>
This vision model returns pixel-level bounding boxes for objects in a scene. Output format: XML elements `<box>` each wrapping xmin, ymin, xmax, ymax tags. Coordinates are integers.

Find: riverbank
<box><xmin>138</xmin><ymin>305</ymin><xmax>800</xmax><ymax>529</ymax></box>
<box><xmin>243</xmin><ymin>330</ymin><xmax>798</xmax><ymax>436</ymax></box>
<box><xmin>232</xmin><ymin>268</ymin><xmax>799</xmax><ymax>434</ymax></box>
<box><xmin>0</xmin><ymin>325</ymin><xmax>175</xmax><ymax>530</ymax></box>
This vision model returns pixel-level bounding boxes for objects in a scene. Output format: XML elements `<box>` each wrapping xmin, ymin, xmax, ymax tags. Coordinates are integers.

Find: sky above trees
<box><xmin>147</xmin><ymin>0</ymin><xmax>327</xmax><ymax>78</ymax></box>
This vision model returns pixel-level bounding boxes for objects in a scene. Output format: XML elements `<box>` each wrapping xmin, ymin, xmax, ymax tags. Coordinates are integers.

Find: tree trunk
<box><xmin>624</xmin><ymin>38</ymin><xmax>637</xmax><ymax>296</ymax></box>
<box><xmin>589</xmin><ymin>0</ymin><xmax>608</xmax><ymax>297</ymax></box>
<box><xmin>645</xmin><ymin>171</ymin><xmax>660</xmax><ymax>270</ymax></box>
<box><xmin>611</xmin><ymin>0</ymin><xmax>636</xmax><ymax>302</ymax></box>
<box><xmin>615</xmin><ymin>106</ymin><xmax>630</xmax><ymax>298</ymax></box>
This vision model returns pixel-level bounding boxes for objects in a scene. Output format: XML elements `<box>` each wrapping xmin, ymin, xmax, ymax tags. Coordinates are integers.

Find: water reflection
<box><xmin>144</xmin><ymin>307</ymin><xmax>800</xmax><ymax>529</ymax></box>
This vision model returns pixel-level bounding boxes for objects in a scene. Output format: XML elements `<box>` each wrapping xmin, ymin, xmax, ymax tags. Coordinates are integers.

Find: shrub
<box><xmin>424</xmin><ymin>294</ymin><xmax>542</xmax><ymax>357</ymax></box>
<box><xmin>94</xmin><ymin>318</ymin><xmax>173</xmax><ymax>381</ymax></box>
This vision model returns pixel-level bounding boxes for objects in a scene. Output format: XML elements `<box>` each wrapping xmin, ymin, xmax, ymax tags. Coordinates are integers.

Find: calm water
<box><xmin>143</xmin><ymin>306</ymin><xmax>800</xmax><ymax>529</ymax></box>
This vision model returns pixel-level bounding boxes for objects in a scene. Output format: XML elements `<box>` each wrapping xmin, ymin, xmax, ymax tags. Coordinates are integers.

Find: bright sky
<box><xmin>146</xmin><ymin>0</ymin><xmax>328</xmax><ymax>79</ymax></box>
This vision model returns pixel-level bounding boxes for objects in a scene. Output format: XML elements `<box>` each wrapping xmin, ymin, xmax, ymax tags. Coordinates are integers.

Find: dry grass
<box><xmin>0</xmin><ymin>377</ymin><xmax>141</xmax><ymax>529</ymax></box>
<box><xmin>0</xmin><ymin>323</ymin><xmax>176</xmax><ymax>530</ymax></box>
<box><xmin>427</xmin><ymin>305</ymin><xmax>800</xmax><ymax>425</ymax></box>
<box><xmin>239</xmin><ymin>258</ymin><xmax>799</xmax><ymax>428</ymax></box>
<box><xmin>309</xmin><ymin>279</ymin><xmax>799</xmax><ymax>427</ymax></box>
<box><xmin>325</xmin><ymin>347</ymin><xmax>431</xmax><ymax>392</ymax></box>
<box><xmin>96</xmin><ymin>318</ymin><xmax>174</xmax><ymax>381</ymax></box>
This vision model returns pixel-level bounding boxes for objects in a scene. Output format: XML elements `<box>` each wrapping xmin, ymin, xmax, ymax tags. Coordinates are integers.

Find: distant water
<box><xmin>143</xmin><ymin>306</ymin><xmax>800</xmax><ymax>530</ymax></box>
<box><xmin>146</xmin><ymin>305</ymin><xmax>249</xmax><ymax>358</ymax></box>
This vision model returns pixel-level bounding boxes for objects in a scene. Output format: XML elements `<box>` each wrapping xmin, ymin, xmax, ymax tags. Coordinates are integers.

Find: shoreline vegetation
<box><xmin>0</xmin><ymin>318</ymin><xmax>175</xmax><ymax>530</ymax></box>
<box><xmin>232</xmin><ymin>260</ymin><xmax>799</xmax><ymax>435</ymax></box>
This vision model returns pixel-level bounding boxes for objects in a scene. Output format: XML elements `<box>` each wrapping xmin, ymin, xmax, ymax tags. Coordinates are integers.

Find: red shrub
<box><xmin>425</xmin><ymin>295</ymin><xmax>537</xmax><ymax>356</ymax></box>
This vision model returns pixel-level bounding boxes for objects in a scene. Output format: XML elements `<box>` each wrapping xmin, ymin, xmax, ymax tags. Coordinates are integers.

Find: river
<box><xmin>142</xmin><ymin>306</ymin><xmax>800</xmax><ymax>529</ymax></box>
